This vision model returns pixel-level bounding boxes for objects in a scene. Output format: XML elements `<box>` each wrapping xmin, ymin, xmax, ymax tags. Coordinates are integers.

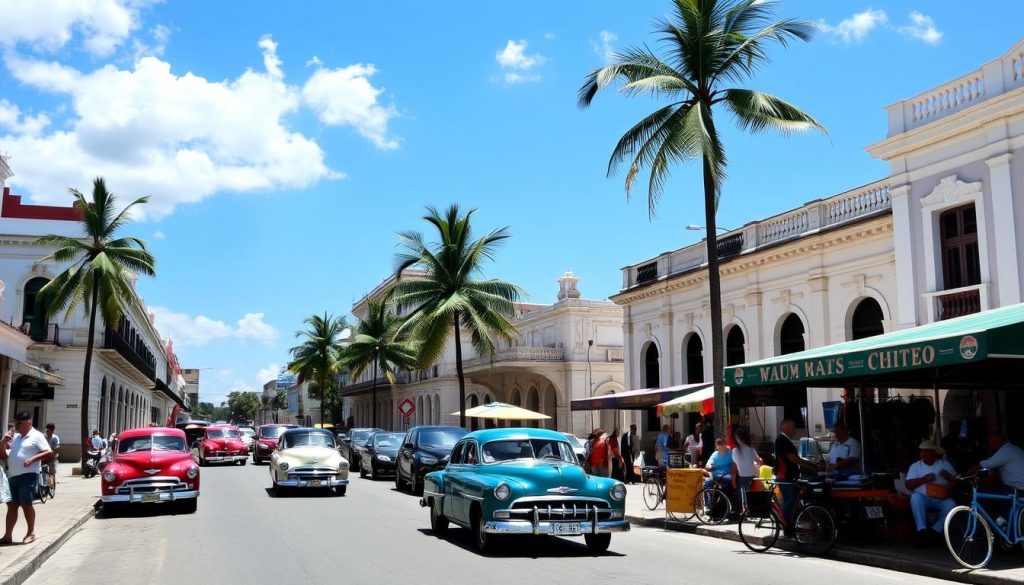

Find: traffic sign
<box><xmin>398</xmin><ymin>398</ymin><xmax>415</xmax><ymax>418</ymax></box>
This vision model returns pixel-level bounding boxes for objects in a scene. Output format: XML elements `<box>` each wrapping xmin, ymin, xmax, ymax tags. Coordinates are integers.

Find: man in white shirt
<box><xmin>906</xmin><ymin>440</ymin><xmax>956</xmax><ymax>543</ymax></box>
<box><xmin>826</xmin><ymin>422</ymin><xmax>861</xmax><ymax>478</ymax></box>
<box><xmin>0</xmin><ymin>412</ymin><xmax>52</xmax><ymax>545</ymax></box>
<box><xmin>978</xmin><ymin>432</ymin><xmax>1024</xmax><ymax>490</ymax></box>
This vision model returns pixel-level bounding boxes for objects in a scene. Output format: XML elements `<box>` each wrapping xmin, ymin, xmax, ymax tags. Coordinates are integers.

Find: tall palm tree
<box><xmin>288</xmin><ymin>313</ymin><xmax>348</xmax><ymax>427</ymax></box>
<box><xmin>393</xmin><ymin>205</ymin><xmax>524</xmax><ymax>429</ymax></box>
<box><xmin>344</xmin><ymin>295</ymin><xmax>418</xmax><ymax>428</ymax></box>
<box><xmin>578</xmin><ymin>0</ymin><xmax>824</xmax><ymax>438</ymax></box>
<box><xmin>36</xmin><ymin>177</ymin><xmax>155</xmax><ymax>463</ymax></box>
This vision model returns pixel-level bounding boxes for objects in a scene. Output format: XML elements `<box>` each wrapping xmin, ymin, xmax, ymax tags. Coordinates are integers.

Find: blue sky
<box><xmin>0</xmin><ymin>1</ymin><xmax>1020</xmax><ymax>405</ymax></box>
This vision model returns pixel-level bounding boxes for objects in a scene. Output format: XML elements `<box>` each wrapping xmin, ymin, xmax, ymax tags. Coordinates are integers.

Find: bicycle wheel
<box><xmin>643</xmin><ymin>478</ymin><xmax>662</xmax><ymax>511</ymax></box>
<box><xmin>695</xmin><ymin>487</ymin><xmax>732</xmax><ymax>525</ymax></box>
<box><xmin>48</xmin><ymin>470</ymin><xmax>56</xmax><ymax>498</ymax></box>
<box><xmin>944</xmin><ymin>505</ymin><xmax>993</xmax><ymax>569</ymax></box>
<box><xmin>36</xmin><ymin>472</ymin><xmax>48</xmax><ymax>503</ymax></box>
<box><xmin>738</xmin><ymin>512</ymin><xmax>780</xmax><ymax>552</ymax></box>
<box><xmin>793</xmin><ymin>504</ymin><xmax>837</xmax><ymax>555</ymax></box>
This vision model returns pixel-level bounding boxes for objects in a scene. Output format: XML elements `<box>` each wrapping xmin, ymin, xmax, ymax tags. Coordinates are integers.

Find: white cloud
<box><xmin>817</xmin><ymin>9</ymin><xmax>888</xmax><ymax>45</ymax></box>
<box><xmin>257</xmin><ymin>363</ymin><xmax>280</xmax><ymax>385</ymax></box>
<box><xmin>898</xmin><ymin>11</ymin><xmax>942</xmax><ymax>45</ymax></box>
<box><xmin>150</xmin><ymin>307</ymin><xmax>279</xmax><ymax>347</ymax></box>
<box><xmin>0</xmin><ymin>0</ymin><xmax>154</xmax><ymax>57</ymax></box>
<box><xmin>152</xmin><ymin>230</ymin><xmax>165</xmax><ymax>240</ymax></box>
<box><xmin>496</xmin><ymin>39</ymin><xmax>545</xmax><ymax>71</ymax></box>
<box><xmin>0</xmin><ymin>100</ymin><xmax>50</xmax><ymax>136</ymax></box>
<box><xmin>543</xmin><ymin>33</ymin><xmax>556</xmax><ymax>40</ymax></box>
<box><xmin>306</xmin><ymin>56</ymin><xmax>323</xmax><ymax>67</ymax></box>
<box><xmin>132</xmin><ymin>24</ymin><xmax>171</xmax><ymax>60</ymax></box>
<box><xmin>302</xmin><ymin>64</ymin><xmax>400</xmax><ymax>150</ymax></box>
<box><xmin>503</xmin><ymin>72</ymin><xmax>540</xmax><ymax>84</ymax></box>
<box><xmin>591</xmin><ymin>30</ymin><xmax>618</xmax><ymax>63</ymax></box>
<box><xmin>258</xmin><ymin>34</ymin><xmax>283</xmax><ymax>80</ymax></box>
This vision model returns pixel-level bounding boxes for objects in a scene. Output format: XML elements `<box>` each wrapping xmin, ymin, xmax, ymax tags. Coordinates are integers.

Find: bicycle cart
<box><xmin>738</xmin><ymin>479</ymin><xmax>838</xmax><ymax>556</ymax></box>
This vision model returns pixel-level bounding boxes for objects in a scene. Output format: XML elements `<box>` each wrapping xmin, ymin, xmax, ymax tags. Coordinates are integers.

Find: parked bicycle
<box><xmin>37</xmin><ymin>462</ymin><xmax>55</xmax><ymax>502</ymax></box>
<box><xmin>737</xmin><ymin>479</ymin><xmax>837</xmax><ymax>555</ymax></box>
<box><xmin>944</xmin><ymin>471</ymin><xmax>1024</xmax><ymax>569</ymax></box>
<box><xmin>695</xmin><ymin>477</ymin><xmax>733</xmax><ymax>525</ymax></box>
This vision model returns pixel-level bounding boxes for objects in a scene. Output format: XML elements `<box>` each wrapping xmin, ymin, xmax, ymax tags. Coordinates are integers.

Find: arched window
<box><xmin>852</xmin><ymin>298</ymin><xmax>884</xmax><ymax>340</ymax></box>
<box><xmin>22</xmin><ymin>277</ymin><xmax>53</xmax><ymax>342</ymax></box>
<box><xmin>527</xmin><ymin>388</ymin><xmax>540</xmax><ymax>429</ymax></box>
<box><xmin>432</xmin><ymin>395</ymin><xmax>440</xmax><ymax>425</ymax></box>
<box><xmin>684</xmin><ymin>334</ymin><xmax>704</xmax><ymax>384</ymax></box>
<box><xmin>779</xmin><ymin>314</ymin><xmax>805</xmax><ymax>355</ymax></box>
<box><xmin>99</xmin><ymin>378</ymin><xmax>108</xmax><ymax>435</ymax></box>
<box><xmin>643</xmin><ymin>343</ymin><xmax>660</xmax><ymax>388</ymax></box>
<box><xmin>726</xmin><ymin>327</ymin><xmax>746</xmax><ymax>366</ymax></box>
<box><xmin>543</xmin><ymin>386</ymin><xmax>557</xmax><ymax>431</ymax></box>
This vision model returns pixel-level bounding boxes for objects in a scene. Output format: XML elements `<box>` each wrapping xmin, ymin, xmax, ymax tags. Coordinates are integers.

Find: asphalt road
<box><xmin>28</xmin><ymin>462</ymin><xmax>950</xmax><ymax>585</ymax></box>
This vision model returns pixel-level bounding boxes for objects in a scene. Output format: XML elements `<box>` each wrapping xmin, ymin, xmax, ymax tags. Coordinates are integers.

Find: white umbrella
<box><xmin>451</xmin><ymin>402</ymin><xmax>550</xmax><ymax>420</ymax></box>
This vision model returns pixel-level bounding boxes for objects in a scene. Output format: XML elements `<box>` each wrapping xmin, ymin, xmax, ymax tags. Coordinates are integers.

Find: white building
<box><xmin>614</xmin><ymin>39</ymin><xmax>1024</xmax><ymax>446</ymax></box>
<box><xmin>342</xmin><ymin>271</ymin><xmax>625</xmax><ymax>436</ymax></box>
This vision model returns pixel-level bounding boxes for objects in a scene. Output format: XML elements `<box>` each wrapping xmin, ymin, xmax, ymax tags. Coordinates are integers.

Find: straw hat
<box><xmin>918</xmin><ymin>439</ymin><xmax>944</xmax><ymax>454</ymax></box>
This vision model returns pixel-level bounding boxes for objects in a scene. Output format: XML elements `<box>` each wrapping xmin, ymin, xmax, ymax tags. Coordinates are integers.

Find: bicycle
<box><xmin>642</xmin><ymin>466</ymin><xmax>666</xmax><ymax>511</ymax></box>
<box><xmin>37</xmin><ymin>463</ymin><xmax>55</xmax><ymax>503</ymax></box>
<box><xmin>694</xmin><ymin>476</ymin><xmax>733</xmax><ymax>525</ymax></box>
<box><xmin>737</xmin><ymin>479</ymin><xmax>838</xmax><ymax>556</ymax></box>
<box><xmin>943</xmin><ymin>472</ymin><xmax>1024</xmax><ymax>569</ymax></box>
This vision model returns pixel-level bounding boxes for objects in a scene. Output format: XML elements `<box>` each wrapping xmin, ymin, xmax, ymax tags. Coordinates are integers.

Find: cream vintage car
<box><xmin>269</xmin><ymin>428</ymin><xmax>350</xmax><ymax>496</ymax></box>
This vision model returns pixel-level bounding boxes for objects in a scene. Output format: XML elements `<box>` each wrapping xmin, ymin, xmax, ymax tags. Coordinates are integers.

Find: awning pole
<box><xmin>858</xmin><ymin>386</ymin><xmax>867</xmax><ymax>475</ymax></box>
<box><xmin>933</xmin><ymin>380</ymin><xmax>941</xmax><ymax>441</ymax></box>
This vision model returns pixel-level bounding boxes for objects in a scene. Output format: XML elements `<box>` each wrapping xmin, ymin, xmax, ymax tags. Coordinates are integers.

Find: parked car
<box><xmin>421</xmin><ymin>428</ymin><xmax>629</xmax><ymax>553</ymax></box>
<box><xmin>101</xmin><ymin>427</ymin><xmax>200</xmax><ymax>514</ymax></box>
<box><xmin>395</xmin><ymin>425</ymin><xmax>468</xmax><ymax>495</ymax></box>
<box><xmin>562</xmin><ymin>433</ymin><xmax>587</xmax><ymax>465</ymax></box>
<box><xmin>359</xmin><ymin>431</ymin><xmax>405</xmax><ymax>480</ymax></box>
<box><xmin>269</xmin><ymin>428</ymin><xmax>349</xmax><ymax>496</ymax></box>
<box><xmin>253</xmin><ymin>423</ymin><xmax>298</xmax><ymax>464</ymax></box>
<box><xmin>239</xmin><ymin>427</ymin><xmax>256</xmax><ymax>452</ymax></box>
<box><xmin>341</xmin><ymin>427</ymin><xmax>384</xmax><ymax>472</ymax></box>
<box><xmin>191</xmin><ymin>425</ymin><xmax>248</xmax><ymax>466</ymax></box>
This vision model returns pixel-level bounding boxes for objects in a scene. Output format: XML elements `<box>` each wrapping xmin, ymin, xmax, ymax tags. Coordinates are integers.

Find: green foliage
<box><xmin>226</xmin><ymin>391</ymin><xmax>262</xmax><ymax>421</ymax></box>
<box><xmin>193</xmin><ymin>401</ymin><xmax>228</xmax><ymax>422</ymax></box>
<box><xmin>288</xmin><ymin>313</ymin><xmax>349</xmax><ymax>426</ymax></box>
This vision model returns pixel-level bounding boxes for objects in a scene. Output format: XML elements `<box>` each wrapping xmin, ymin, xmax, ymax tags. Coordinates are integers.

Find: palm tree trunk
<box><xmin>81</xmin><ymin>280</ymin><xmax>99</xmax><ymax>466</ymax></box>
<box><xmin>371</xmin><ymin>358</ymin><xmax>379</xmax><ymax>428</ymax></box>
<box><xmin>320</xmin><ymin>372</ymin><xmax>325</xmax><ymax>428</ymax></box>
<box><xmin>703</xmin><ymin>155</ymin><xmax>727</xmax><ymax>441</ymax></box>
<box><xmin>453</xmin><ymin>311</ymin><xmax>466</xmax><ymax>429</ymax></box>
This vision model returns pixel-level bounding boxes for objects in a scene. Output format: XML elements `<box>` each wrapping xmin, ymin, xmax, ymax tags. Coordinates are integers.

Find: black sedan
<box><xmin>394</xmin><ymin>425</ymin><xmax>467</xmax><ymax>495</ymax></box>
<box><xmin>340</xmin><ymin>427</ymin><xmax>383</xmax><ymax>472</ymax></box>
<box><xmin>358</xmin><ymin>432</ymin><xmax>405</xmax><ymax>480</ymax></box>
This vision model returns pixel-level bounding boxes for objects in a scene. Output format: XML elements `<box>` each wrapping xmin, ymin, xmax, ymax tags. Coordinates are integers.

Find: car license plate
<box><xmin>309</xmin><ymin>480</ymin><xmax>323</xmax><ymax>487</ymax></box>
<box><xmin>865</xmin><ymin>505</ymin><xmax>884</xmax><ymax>519</ymax></box>
<box><xmin>141</xmin><ymin>493</ymin><xmax>161</xmax><ymax>503</ymax></box>
<box><xmin>552</xmin><ymin>522</ymin><xmax>582</xmax><ymax>536</ymax></box>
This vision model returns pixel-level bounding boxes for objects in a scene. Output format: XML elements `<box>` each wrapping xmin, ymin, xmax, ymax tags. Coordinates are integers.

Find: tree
<box><xmin>393</xmin><ymin>205</ymin><xmax>523</xmax><ymax>429</ymax></box>
<box><xmin>226</xmin><ymin>391</ymin><xmax>262</xmax><ymax>422</ymax></box>
<box><xmin>37</xmin><ymin>178</ymin><xmax>155</xmax><ymax>464</ymax></box>
<box><xmin>288</xmin><ymin>313</ymin><xmax>348</xmax><ymax>427</ymax></box>
<box><xmin>344</xmin><ymin>295</ymin><xmax>418</xmax><ymax>429</ymax></box>
<box><xmin>578</xmin><ymin>0</ymin><xmax>824</xmax><ymax>438</ymax></box>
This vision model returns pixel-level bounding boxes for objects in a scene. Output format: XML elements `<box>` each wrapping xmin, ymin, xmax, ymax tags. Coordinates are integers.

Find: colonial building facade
<box><xmin>615</xmin><ymin>39</ymin><xmax>1024</xmax><ymax>444</ymax></box>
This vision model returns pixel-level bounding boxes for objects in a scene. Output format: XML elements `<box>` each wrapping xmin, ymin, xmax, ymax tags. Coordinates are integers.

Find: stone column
<box><xmin>890</xmin><ymin>184</ymin><xmax>917</xmax><ymax>328</ymax></box>
<box><xmin>986</xmin><ymin>153</ymin><xmax>1020</xmax><ymax>305</ymax></box>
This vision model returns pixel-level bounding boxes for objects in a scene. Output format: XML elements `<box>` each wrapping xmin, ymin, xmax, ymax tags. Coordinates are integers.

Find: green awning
<box><xmin>724</xmin><ymin>303</ymin><xmax>1024</xmax><ymax>389</ymax></box>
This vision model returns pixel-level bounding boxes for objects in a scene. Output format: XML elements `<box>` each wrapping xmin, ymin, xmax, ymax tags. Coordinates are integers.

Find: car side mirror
<box><xmin>404</xmin><ymin>442</ymin><xmax>414</xmax><ymax>450</ymax></box>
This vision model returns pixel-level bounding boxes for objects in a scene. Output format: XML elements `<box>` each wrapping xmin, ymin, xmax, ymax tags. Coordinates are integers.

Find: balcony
<box><xmin>29</xmin><ymin>323</ymin><xmax>61</xmax><ymax>345</ymax></box>
<box><xmin>104</xmin><ymin>327</ymin><xmax>156</xmax><ymax>381</ymax></box>
<box><xmin>923</xmin><ymin>284</ymin><xmax>988</xmax><ymax>323</ymax></box>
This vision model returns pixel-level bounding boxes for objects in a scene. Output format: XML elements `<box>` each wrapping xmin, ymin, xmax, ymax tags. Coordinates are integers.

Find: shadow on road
<box><xmin>262</xmin><ymin>487</ymin><xmax>344</xmax><ymax>499</ymax></box>
<box><xmin>416</xmin><ymin>528</ymin><xmax>626</xmax><ymax>558</ymax></box>
<box><xmin>95</xmin><ymin>503</ymin><xmax>195</xmax><ymax>520</ymax></box>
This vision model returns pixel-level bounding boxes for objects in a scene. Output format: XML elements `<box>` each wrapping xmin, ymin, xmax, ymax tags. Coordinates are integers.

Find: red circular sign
<box><xmin>398</xmin><ymin>398</ymin><xmax>415</xmax><ymax>417</ymax></box>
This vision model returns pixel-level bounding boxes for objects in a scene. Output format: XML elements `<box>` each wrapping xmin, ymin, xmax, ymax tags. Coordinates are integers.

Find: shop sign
<box><xmin>665</xmin><ymin>468</ymin><xmax>703</xmax><ymax>514</ymax></box>
<box><xmin>12</xmin><ymin>384</ymin><xmax>54</xmax><ymax>400</ymax></box>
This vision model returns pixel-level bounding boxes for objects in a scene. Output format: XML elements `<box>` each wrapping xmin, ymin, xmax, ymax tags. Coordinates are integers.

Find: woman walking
<box><xmin>684</xmin><ymin>423</ymin><xmax>703</xmax><ymax>468</ymax></box>
<box><xmin>731</xmin><ymin>428</ymin><xmax>763</xmax><ymax>513</ymax></box>
<box><xmin>608</xmin><ymin>429</ymin><xmax>626</xmax><ymax>481</ymax></box>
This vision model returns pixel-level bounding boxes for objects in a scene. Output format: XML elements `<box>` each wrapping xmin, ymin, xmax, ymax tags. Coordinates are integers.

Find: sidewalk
<box><xmin>624</xmin><ymin>483</ymin><xmax>1024</xmax><ymax>585</ymax></box>
<box><xmin>0</xmin><ymin>466</ymin><xmax>99</xmax><ymax>585</ymax></box>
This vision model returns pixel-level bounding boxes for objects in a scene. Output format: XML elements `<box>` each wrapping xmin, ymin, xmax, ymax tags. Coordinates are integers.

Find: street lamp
<box><xmin>685</xmin><ymin>224</ymin><xmax>733</xmax><ymax>233</ymax></box>
<box><xmin>587</xmin><ymin>339</ymin><xmax>594</xmax><ymax>431</ymax></box>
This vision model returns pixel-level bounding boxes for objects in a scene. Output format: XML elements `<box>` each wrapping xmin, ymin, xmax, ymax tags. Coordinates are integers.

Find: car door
<box><xmin>443</xmin><ymin>442</ymin><xmax>465</xmax><ymax>520</ymax></box>
<box><xmin>399</xmin><ymin>429</ymin><xmax>416</xmax><ymax>480</ymax></box>
<box><xmin>449</xmin><ymin>440</ymin><xmax>478</xmax><ymax>525</ymax></box>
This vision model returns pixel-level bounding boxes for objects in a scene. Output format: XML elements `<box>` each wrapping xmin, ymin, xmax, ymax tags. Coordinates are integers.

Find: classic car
<box><xmin>562</xmin><ymin>433</ymin><xmax>587</xmax><ymax>466</ymax></box>
<box><xmin>358</xmin><ymin>431</ymin><xmax>405</xmax><ymax>480</ymax></box>
<box><xmin>238</xmin><ymin>427</ymin><xmax>256</xmax><ymax>452</ymax></box>
<box><xmin>340</xmin><ymin>427</ymin><xmax>384</xmax><ymax>472</ymax></box>
<box><xmin>421</xmin><ymin>428</ymin><xmax>629</xmax><ymax>553</ymax></box>
<box><xmin>192</xmin><ymin>424</ymin><xmax>248</xmax><ymax>466</ymax></box>
<box><xmin>395</xmin><ymin>425</ymin><xmax>468</xmax><ymax>495</ymax></box>
<box><xmin>252</xmin><ymin>423</ymin><xmax>297</xmax><ymax>464</ymax></box>
<box><xmin>269</xmin><ymin>428</ymin><xmax>350</xmax><ymax>496</ymax></box>
<box><xmin>101</xmin><ymin>427</ymin><xmax>200</xmax><ymax>513</ymax></box>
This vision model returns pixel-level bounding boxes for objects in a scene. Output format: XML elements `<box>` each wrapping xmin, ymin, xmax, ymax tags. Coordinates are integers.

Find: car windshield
<box><xmin>282</xmin><ymin>432</ymin><xmax>335</xmax><ymax>449</ymax></box>
<box><xmin>207</xmin><ymin>429</ymin><xmax>240</xmax><ymax>439</ymax></box>
<box><xmin>372</xmin><ymin>433</ymin><xmax>405</xmax><ymax>449</ymax></box>
<box><xmin>260</xmin><ymin>426</ymin><xmax>289</xmax><ymax>439</ymax></box>
<box><xmin>350</xmin><ymin>430</ymin><xmax>377</xmax><ymax>444</ymax></box>
<box><xmin>562</xmin><ymin>434</ymin><xmax>583</xmax><ymax>449</ymax></box>
<box><xmin>240</xmin><ymin>429</ymin><xmax>255</xmax><ymax>438</ymax></box>
<box><xmin>481</xmin><ymin>439</ymin><xmax>578</xmax><ymax>465</ymax></box>
<box><xmin>118</xmin><ymin>435</ymin><xmax>187</xmax><ymax>453</ymax></box>
<box><xmin>419</xmin><ymin>429</ymin><xmax>467</xmax><ymax>449</ymax></box>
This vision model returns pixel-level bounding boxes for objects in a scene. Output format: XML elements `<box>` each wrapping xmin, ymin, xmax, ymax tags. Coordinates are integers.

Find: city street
<box><xmin>28</xmin><ymin>464</ymin><xmax>948</xmax><ymax>585</ymax></box>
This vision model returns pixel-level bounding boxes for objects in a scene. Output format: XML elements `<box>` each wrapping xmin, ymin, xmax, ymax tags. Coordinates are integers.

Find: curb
<box><xmin>0</xmin><ymin>500</ymin><xmax>97</xmax><ymax>585</ymax></box>
<box><xmin>626</xmin><ymin>514</ymin><xmax>1023</xmax><ymax>585</ymax></box>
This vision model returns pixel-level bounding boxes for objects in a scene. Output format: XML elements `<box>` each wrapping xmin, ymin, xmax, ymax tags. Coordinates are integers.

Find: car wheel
<box><xmin>198</xmin><ymin>455</ymin><xmax>206</xmax><ymax>467</ymax></box>
<box><xmin>370</xmin><ymin>464</ymin><xmax>378</xmax><ymax>481</ymax></box>
<box><xmin>395</xmin><ymin>468</ymin><xmax>404</xmax><ymax>491</ymax></box>
<box><xmin>584</xmin><ymin>533</ymin><xmax>611</xmax><ymax>553</ymax></box>
<box><xmin>177</xmin><ymin>498</ymin><xmax>198</xmax><ymax>514</ymax></box>
<box><xmin>360</xmin><ymin>466</ymin><xmax>367</xmax><ymax>479</ymax></box>
<box><xmin>473</xmin><ymin>509</ymin><xmax>491</xmax><ymax>553</ymax></box>
<box><xmin>430</xmin><ymin>500</ymin><xmax>449</xmax><ymax>536</ymax></box>
<box><xmin>411</xmin><ymin>471</ymin><xmax>422</xmax><ymax>496</ymax></box>
<box><xmin>335</xmin><ymin>485</ymin><xmax>347</xmax><ymax>496</ymax></box>
<box><xmin>239</xmin><ymin>459</ymin><xmax>247</xmax><ymax>466</ymax></box>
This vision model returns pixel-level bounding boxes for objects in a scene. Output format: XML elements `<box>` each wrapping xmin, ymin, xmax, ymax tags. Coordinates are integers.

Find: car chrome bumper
<box><xmin>277</xmin><ymin>478</ymin><xmax>349</xmax><ymax>488</ymax></box>
<box><xmin>102</xmin><ymin>490</ymin><xmax>199</xmax><ymax>503</ymax></box>
<box><xmin>204</xmin><ymin>455</ymin><xmax>247</xmax><ymax>462</ymax></box>
<box><xmin>482</xmin><ymin>519</ymin><xmax>630</xmax><ymax>535</ymax></box>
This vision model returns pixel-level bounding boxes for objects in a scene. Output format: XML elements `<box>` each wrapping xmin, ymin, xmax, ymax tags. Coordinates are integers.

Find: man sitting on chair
<box><xmin>906</xmin><ymin>440</ymin><xmax>956</xmax><ymax>545</ymax></box>
<box><xmin>825</xmin><ymin>422</ymin><xmax>861</xmax><ymax>479</ymax></box>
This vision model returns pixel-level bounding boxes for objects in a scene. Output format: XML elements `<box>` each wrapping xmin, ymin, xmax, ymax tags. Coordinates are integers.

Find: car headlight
<box><xmin>259</xmin><ymin>441</ymin><xmax>271</xmax><ymax>449</ymax></box>
<box><xmin>420</xmin><ymin>456</ymin><xmax>439</xmax><ymax>465</ymax></box>
<box><xmin>279</xmin><ymin>461</ymin><xmax>290</xmax><ymax>471</ymax></box>
<box><xmin>610</xmin><ymin>483</ymin><xmax>626</xmax><ymax>501</ymax></box>
<box><xmin>376</xmin><ymin>455</ymin><xmax>392</xmax><ymax>462</ymax></box>
<box><xmin>102</xmin><ymin>470</ymin><xmax>117</xmax><ymax>483</ymax></box>
<box><xmin>186</xmin><ymin>466</ymin><xmax>199</xmax><ymax>479</ymax></box>
<box><xmin>339</xmin><ymin>461</ymin><xmax>349</xmax><ymax>470</ymax></box>
<box><xmin>494</xmin><ymin>483</ymin><xmax>511</xmax><ymax>501</ymax></box>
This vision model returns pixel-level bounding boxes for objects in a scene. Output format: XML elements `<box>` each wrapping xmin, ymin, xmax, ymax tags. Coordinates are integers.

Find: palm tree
<box><xmin>36</xmin><ymin>177</ymin><xmax>155</xmax><ymax>464</ymax></box>
<box><xmin>393</xmin><ymin>205</ymin><xmax>524</xmax><ymax>429</ymax></box>
<box><xmin>578</xmin><ymin>0</ymin><xmax>824</xmax><ymax>438</ymax></box>
<box><xmin>288</xmin><ymin>313</ymin><xmax>348</xmax><ymax>427</ymax></box>
<box><xmin>344</xmin><ymin>295</ymin><xmax>419</xmax><ymax>428</ymax></box>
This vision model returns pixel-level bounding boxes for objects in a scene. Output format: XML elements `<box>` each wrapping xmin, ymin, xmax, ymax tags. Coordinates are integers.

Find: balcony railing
<box><xmin>716</xmin><ymin>233</ymin><xmax>744</xmax><ymax>261</ymax></box>
<box><xmin>936</xmin><ymin>287</ymin><xmax>982</xmax><ymax>321</ymax></box>
<box><xmin>104</xmin><ymin>327</ymin><xmax>156</xmax><ymax>381</ymax></box>
<box><xmin>636</xmin><ymin>262</ymin><xmax>658</xmax><ymax>284</ymax></box>
<box><xmin>29</xmin><ymin>323</ymin><xmax>61</xmax><ymax>345</ymax></box>
<box><xmin>466</xmin><ymin>346</ymin><xmax>565</xmax><ymax>367</ymax></box>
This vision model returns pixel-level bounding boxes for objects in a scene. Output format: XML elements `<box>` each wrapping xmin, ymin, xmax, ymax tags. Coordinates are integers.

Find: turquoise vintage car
<box><xmin>420</xmin><ymin>428</ymin><xmax>629</xmax><ymax>553</ymax></box>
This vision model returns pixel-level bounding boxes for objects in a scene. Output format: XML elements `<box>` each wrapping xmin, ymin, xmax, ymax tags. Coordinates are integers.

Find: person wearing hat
<box><xmin>0</xmin><ymin>412</ymin><xmax>52</xmax><ymax>545</ymax></box>
<box><xmin>905</xmin><ymin>440</ymin><xmax>956</xmax><ymax>545</ymax></box>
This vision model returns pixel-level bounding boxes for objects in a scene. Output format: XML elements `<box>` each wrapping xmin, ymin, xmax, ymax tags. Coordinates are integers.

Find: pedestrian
<box><xmin>586</xmin><ymin>428</ymin><xmax>610</xmax><ymax>477</ymax></box>
<box><xmin>700</xmin><ymin>415</ymin><xmax>716</xmax><ymax>466</ymax></box>
<box><xmin>44</xmin><ymin>423</ymin><xmax>60</xmax><ymax>484</ymax></box>
<box><xmin>684</xmin><ymin>423</ymin><xmax>703</xmax><ymax>468</ymax></box>
<box><xmin>703</xmin><ymin>437</ymin><xmax>733</xmax><ymax>489</ymax></box>
<box><xmin>774</xmin><ymin>419</ymin><xmax>819</xmax><ymax>536</ymax></box>
<box><xmin>620</xmin><ymin>424</ymin><xmax>639</xmax><ymax>484</ymax></box>
<box><xmin>608</xmin><ymin>429</ymin><xmax>626</xmax><ymax>481</ymax></box>
<box><xmin>731</xmin><ymin>428</ymin><xmax>762</xmax><ymax>513</ymax></box>
<box><xmin>656</xmin><ymin>424</ymin><xmax>670</xmax><ymax>468</ymax></box>
<box><xmin>0</xmin><ymin>412</ymin><xmax>52</xmax><ymax>545</ymax></box>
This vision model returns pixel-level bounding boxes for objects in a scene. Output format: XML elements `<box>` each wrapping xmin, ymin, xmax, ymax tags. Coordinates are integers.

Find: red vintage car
<box><xmin>252</xmin><ymin>423</ymin><xmax>297</xmax><ymax>464</ymax></box>
<box><xmin>101</xmin><ymin>427</ymin><xmax>200</xmax><ymax>513</ymax></box>
<box><xmin>191</xmin><ymin>424</ymin><xmax>248</xmax><ymax>466</ymax></box>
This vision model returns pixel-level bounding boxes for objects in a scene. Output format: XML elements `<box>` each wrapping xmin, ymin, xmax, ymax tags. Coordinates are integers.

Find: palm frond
<box><xmin>720</xmin><ymin>88</ymin><xmax>826</xmax><ymax>135</ymax></box>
